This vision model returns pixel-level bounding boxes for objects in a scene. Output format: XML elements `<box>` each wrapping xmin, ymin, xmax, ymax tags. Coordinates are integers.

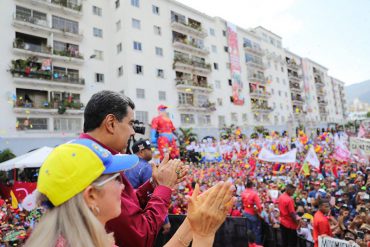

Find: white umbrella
<box><xmin>0</xmin><ymin>147</ymin><xmax>54</xmax><ymax>171</ymax></box>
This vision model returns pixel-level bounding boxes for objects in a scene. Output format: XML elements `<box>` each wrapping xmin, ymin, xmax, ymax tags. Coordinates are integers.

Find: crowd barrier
<box><xmin>154</xmin><ymin>215</ymin><xmax>314</xmax><ymax>247</ymax></box>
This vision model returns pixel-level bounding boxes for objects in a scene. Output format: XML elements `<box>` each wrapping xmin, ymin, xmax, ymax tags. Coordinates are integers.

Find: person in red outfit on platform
<box><xmin>313</xmin><ymin>199</ymin><xmax>333</xmax><ymax>247</ymax></box>
<box><xmin>151</xmin><ymin>105</ymin><xmax>179</xmax><ymax>159</ymax></box>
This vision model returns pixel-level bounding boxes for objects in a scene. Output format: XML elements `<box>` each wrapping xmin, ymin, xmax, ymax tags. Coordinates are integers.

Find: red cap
<box><xmin>157</xmin><ymin>104</ymin><xmax>168</xmax><ymax>111</ymax></box>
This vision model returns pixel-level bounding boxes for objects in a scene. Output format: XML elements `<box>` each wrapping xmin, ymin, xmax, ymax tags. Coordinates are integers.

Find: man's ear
<box><xmin>103</xmin><ymin>114</ymin><xmax>116</xmax><ymax>135</ymax></box>
<box><xmin>83</xmin><ymin>185</ymin><xmax>99</xmax><ymax>208</ymax></box>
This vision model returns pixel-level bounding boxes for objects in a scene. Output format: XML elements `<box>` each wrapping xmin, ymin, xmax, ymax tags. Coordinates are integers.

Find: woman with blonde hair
<box><xmin>25</xmin><ymin>139</ymin><xmax>234</xmax><ymax>247</ymax></box>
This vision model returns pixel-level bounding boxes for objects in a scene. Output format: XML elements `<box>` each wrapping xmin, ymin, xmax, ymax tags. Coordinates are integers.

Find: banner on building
<box><xmin>350</xmin><ymin>137</ymin><xmax>370</xmax><ymax>157</ymax></box>
<box><xmin>258</xmin><ymin>148</ymin><xmax>297</xmax><ymax>163</ymax></box>
<box><xmin>226</xmin><ymin>22</ymin><xmax>244</xmax><ymax>105</ymax></box>
<box><xmin>318</xmin><ymin>236</ymin><xmax>359</xmax><ymax>247</ymax></box>
<box><xmin>301</xmin><ymin>59</ymin><xmax>312</xmax><ymax>112</ymax></box>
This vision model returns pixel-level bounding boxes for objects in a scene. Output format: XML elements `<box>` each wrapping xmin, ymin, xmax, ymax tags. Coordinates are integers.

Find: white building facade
<box><xmin>0</xmin><ymin>0</ymin><xmax>347</xmax><ymax>154</ymax></box>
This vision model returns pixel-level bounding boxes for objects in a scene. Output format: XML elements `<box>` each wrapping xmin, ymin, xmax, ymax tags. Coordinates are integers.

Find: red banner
<box><xmin>0</xmin><ymin>182</ymin><xmax>36</xmax><ymax>202</ymax></box>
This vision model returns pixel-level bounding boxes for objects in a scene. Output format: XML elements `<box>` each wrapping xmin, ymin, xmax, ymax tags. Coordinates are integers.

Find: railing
<box><xmin>250</xmin><ymin>91</ymin><xmax>271</xmax><ymax>98</ymax></box>
<box><xmin>10</xmin><ymin>69</ymin><xmax>85</xmax><ymax>85</ymax></box>
<box><xmin>13</xmin><ymin>41</ymin><xmax>51</xmax><ymax>54</ymax></box>
<box><xmin>248</xmin><ymin>75</ymin><xmax>267</xmax><ymax>83</ymax></box>
<box><xmin>171</xmin><ymin>19</ymin><xmax>207</xmax><ymax>37</ymax></box>
<box><xmin>178</xmin><ymin>102</ymin><xmax>216</xmax><ymax>111</ymax></box>
<box><xmin>175</xmin><ymin>79</ymin><xmax>212</xmax><ymax>90</ymax></box>
<box><xmin>53</xmin><ymin>49</ymin><xmax>83</xmax><ymax>59</ymax></box>
<box><xmin>174</xmin><ymin>55</ymin><xmax>211</xmax><ymax>70</ymax></box>
<box><xmin>51</xmin><ymin>0</ymin><xmax>82</xmax><ymax>11</ymax></box>
<box><xmin>246</xmin><ymin>60</ymin><xmax>266</xmax><ymax>69</ymax></box>
<box><xmin>244</xmin><ymin>44</ymin><xmax>264</xmax><ymax>56</ymax></box>
<box><xmin>14</xmin><ymin>14</ymin><xmax>49</xmax><ymax>27</ymax></box>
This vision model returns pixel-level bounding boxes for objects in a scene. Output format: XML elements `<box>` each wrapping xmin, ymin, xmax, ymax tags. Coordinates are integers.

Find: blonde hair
<box><xmin>25</xmin><ymin>176</ymin><xmax>114</xmax><ymax>247</ymax></box>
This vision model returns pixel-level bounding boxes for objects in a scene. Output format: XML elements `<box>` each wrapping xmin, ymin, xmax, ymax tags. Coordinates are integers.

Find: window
<box><xmin>131</xmin><ymin>0</ymin><xmax>139</xmax><ymax>7</ymax></box>
<box><xmin>94</xmin><ymin>50</ymin><xmax>103</xmax><ymax>60</ymax></box>
<box><xmin>16</xmin><ymin>118</ymin><xmax>48</xmax><ymax>130</ymax></box>
<box><xmin>226</xmin><ymin>63</ymin><xmax>231</xmax><ymax>69</ymax></box>
<box><xmin>132</xmin><ymin>18</ymin><xmax>141</xmax><ymax>29</ymax></box>
<box><xmin>286</xmin><ymin>105</ymin><xmax>289</xmax><ymax>110</ymax></box>
<box><xmin>135</xmin><ymin>111</ymin><xmax>148</xmax><ymax>124</ymax></box>
<box><xmin>224</xmin><ymin>46</ymin><xmax>229</xmax><ymax>52</ymax></box>
<box><xmin>276</xmin><ymin>77</ymin><xmax>280</xmax><ymax>83</ymax></box>
<box><xmin>271</xmin><ymin>88</ymin><xmax>274</xmax><ymax>95</ymax></box>
<box><xmin>16</xmin><ymin>6</ymin><xmax>47</xmax><ymax>24</ymax></box>
<box><xmin>153</xmin><ymin>25</ymin><xmax>161</xmax><ymax>35</ymax></box>
<box><xmin>181</xmin><ymin>114</ymin><xmax>195</xmax><ymax>124</ymax></box>
<box><xmin>92</xmin><ymin>6</ymin><xmax>102</xmax><ymax>16</ymax></box>
<box><xmin>273</xmin><ymin>102</ymin><xmax>276</xmax><ymax>108</ymax></box>
<box><xmin>158</xmin><ymin>91</ymin><xmax>166</xmax><ymax>101</ymax></box>
<box><xmin>278</xmin><ymin>90</ymin><xmax>281</xmax><ymax>96</ymax></box>
<box><xmin>281</xmin><ymin>116</ymin><xmax>285</xmax><ymax>123</ymax></box>
<box><xmin>155</xmin><ymin>47</ymin><xmax>163</xmax><ymax>56</ymax></box>
<box><xmin>218</xmin><ymin>116</ymin><xmax>225</xmax><ymax>127</ymax></box>
<box><xmin>52</xmin><ymin>16</ymin><xmax>79</xmax><ymax>34</ymax></box>
<box><xmin>198</xmin><ymin>115</ymin><xmax>211</xmax><ymax>125</ymax></box>
<box><xmin>115</xmin><ymin>0</ymin><xmax>120</xmax><ymax>9</ymax></box>
<box><xmin>133</xmin><ymin>41</ymin><xmax>142</xmax><ymax>51</ymax></box>
<box><xmin>93</xmin><ymin>27</ymin><xmax>103</xmax><ymax>37</ymax></box>
<box><xmin>118</xmin><ymin>66</ymin><xmax>123</xmax><ymax>76</ymax></box>
<box><xmin>217</xmin><ymin>98</ymin><xmax>223</xmax><ymax>106</ymax></box>
<box><xmin>215</xmin><ymin>80</ymin><xmax>221</xmax><ymax>89</ymax></box>
<box><xmin>281</xmin><ymin>67</ymin><xmax>284</xmax><ymax>72</ymax></box>
<box><xmin>283</xmin><ymin>79</ymin><xmax>286</xmax><ymax>85</ymax></box>
<box><xmin>135</xmin><ymin>65</ymin><xmax>143</xmax><ymax>75</ymax></box>
<box><xmin>213</xmin><ymin>63</ymin><xmax>218</xmax><ymax>70</ymax></box>
<box><xmin>277</xmin><ymin>40</ymin><xmax>282</xmax><ymax>49</ymax></box>
<box><xmin>156</xmin><ymin>69</ymin><xmax>164</xmax><ymax>78</ymax></box>
<box><xmin>285</xmin><ymin>92</ymin><xmax>288</xmax><ymax>97</ymax></box>
<box><xmin>231</xmin><ymin>113</ymin><xmax>238</xmax><ymax>123</ymax></box>
<box><xmin>222</xmin><ymin>30</ymin><xmax>226</xmax><ymax>36</ymax></box>
<box><xmin>136</xmin><ymin>88</ymin><xmax>145</xmax><ymax>99</ymax></box>
<box><xmin>209</xmin><ymin>28</ymin><xmax>215</xmax><ymax>36</ymax></box>
<box><xmin>152</xmin><ymin>5</ymin><xmax>159</xmax><ymax>15</ymax></box>
<box><xmin>178</xmin><ymin>93</ymin><xmax>194</xmax><ymax>105</ymax></box>
<box><xmin>211</xmin><ymin>45</ymin><xmax>217</xmax><ymax>53</ymax></box>
<box><xmin>280</xmin><ymin>103</ymin><xmax>283</xmax><ymax>110</ymax></box>
<box><xmin>242</xmin><ymin>113</ymin><xmax>248</xmax><ymax>122</ymax></box>
<box><xmin>54</xmin><ymin>118</ymin><xmax>81</xmax><ymax>132</ymax></box>
<box><xmin>274</xmin><ymin>63</ymin><xmax>278</xmax><ymax>71</ymax></box>
<box><xmin>116</xmin><ymin>20</ymin><xmax>121</xmax><ymax>31</ymax></box>
<box><xmin>95</xmin><ymin>73</ymin><xmax>104</xmax><ymax>83</ymax></box>
<box><xmin>117</xmin><ymin>43</ymin><xmax>122</xmax><ymax>53</ymax></box>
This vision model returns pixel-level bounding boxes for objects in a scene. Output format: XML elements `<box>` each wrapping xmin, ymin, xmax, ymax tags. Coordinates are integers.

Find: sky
<box><xmin>176</xmin><ymin>0</ymin><xmax>370</xmax><ymax>86</ymax></box>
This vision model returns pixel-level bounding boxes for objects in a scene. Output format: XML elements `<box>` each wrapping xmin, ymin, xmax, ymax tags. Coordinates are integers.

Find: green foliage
<box><xmin>0</xmin><ymin>149</ymin><xmax>15</xmax><ymax>163</ymax></box>
<box><xmin>178</xmin><ymin>128</ymin><xmax>198</xmax><ymax>158</ymax></box>
<box><xmin>220</xmin><ymin>124</ymin><xmax>236</xmax><ymax>140</ymax></box>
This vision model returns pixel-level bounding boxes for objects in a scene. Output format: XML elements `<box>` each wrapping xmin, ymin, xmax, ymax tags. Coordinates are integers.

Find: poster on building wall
<box><xmin>301</xmin><ymin>59</ymin><xmax>312</xmax><ymax>112</ymax></box>
<box><xmin>226</xmin><ymin>22</ymin><xmax>244</xmax><ymax>105</ymax></box>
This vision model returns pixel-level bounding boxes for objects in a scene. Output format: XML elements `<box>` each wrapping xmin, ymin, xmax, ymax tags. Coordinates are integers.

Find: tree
<box><xmin>367</xmin><ymin>111</ymin><xmax>370</xmax><ymax>118</ymax></box>
<box><xmin>0</xmin><ymin>149</ymin><xmax>15</xmax><ymax>183</ymax></box>
<box><xmin>220</xmin><ymin>124</ymin><xmax>236</xmax><ymax>140</ymax></box>
<box><xmin>178</xmin><ymin>128</ymin><xmax>198</xmax><ymax>158</ymax></box>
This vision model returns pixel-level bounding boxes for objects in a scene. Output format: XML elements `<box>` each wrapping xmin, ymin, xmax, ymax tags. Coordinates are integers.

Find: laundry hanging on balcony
<box><xmin>41</xmin><ymin>58</ymin><xmax>52</xmax><ymax>71</ymax></box>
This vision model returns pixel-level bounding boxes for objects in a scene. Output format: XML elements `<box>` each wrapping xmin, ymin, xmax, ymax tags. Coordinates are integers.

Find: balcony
<box><xmin>251</xmin><ymin>105</ymin><xmax>273</xmax><ymax>113</ymax></box>
<box><xmin>243</xmin><ymin>45</ymin><xmax>264</xmax><ymax>56</ymax></box>
<box><xmin>13</xmin><ymin>14</ymin><xmax>51</xmax><ymax>34</ymax></box>
<box><xmin>173</xmin><ymin>55</ymin><xmax>211</xmax><ymax>75</ymax></box>
<box><xmin>175</xmin><ymin>79</ymin><xmax>213</xmax><ymax>93</ymax></box>
<box><xmin>248</xmin><ymin>74</ymin><xmax>267</xmax><ymax>84</ymax></box>
<box><xmin>171</xmin><ymin>20</ymin><xmax>207</xmax><ymax>39</ymax></box>
<box><xmin>318</xmin><ymin>100</ymin><xmax>328</xmax><ymax>106</ymax></box>
<box><xmin>15</xmin><ymin>0</ymin><xmax>82</xmax><ymax>18</ymax></box>
<box><xmin>52</xmin><ymin>49</ymin><xmax>84</xmax><ymax>64</ymax></box>
<box><xmin>288</xmin><ymin>73</ymin><xmax>301</xmax><ymax>82</ymax></box>
<box><xmin>292</xmin><ymin>97</ymin><xmax>304</xmax><ymax>105</ymax></box>
<box><xmin>52</xmin><ymin>27</ymin><xmax>83</xmax><ymax>41</ymax></box>
<box><xmin>178</xmin><ymin>102</ymin><xmax>216</xmax><ymax>112</ymax></box>
<box><xmin>249</xmin><ymin>91</ymin><xmax>271</xmax><ymax>99</ymax></box>
<box><xmin>286</xmin><ymin>61</ymin><xmax>300</xmax><ymax>71</ymax></box>
<box><xmin>172</xmin><ymin>39</ymin><xmax>209</xmax><ymax>57</ymax></box>
<box><xmin>246</xmin><ymin>60</ymin><xmax>266</xmax><ymax>70</ymax></box>
<box><xmin>13</xmin><ymin>39</ymin><xmax>52</xmax><ymax>57</ymax></box>
<box><xmin>10</xmin><ymin>68</ymin><xmax>85</xmax><ymax>90</ymax></box>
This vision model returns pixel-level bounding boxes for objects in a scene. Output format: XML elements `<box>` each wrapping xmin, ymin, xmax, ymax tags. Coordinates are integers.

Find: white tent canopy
<box><xmin>0</xmin><ymin>147</ymin><xmax>54</xmax><ymax>171</ymax></box>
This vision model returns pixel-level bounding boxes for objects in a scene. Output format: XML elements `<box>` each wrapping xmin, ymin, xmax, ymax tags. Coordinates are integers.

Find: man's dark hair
<box><xmin>83</xmin><ymin>90</ymin><xmax>135</xmax><ymax>132</ymax></box>
<box><xmin>318</xmin><ymin>198</ymin><xmax>330</xmax><ymax>206</ymax></box>
<box><xmin>246</xmin><ymin>180</ymin><xmax>254</xmax><ymax>188</ymax></box>
<box><xmin>286</xmin><ymin>184</ymin><xmax>296</xmax><ymax>190</ymax></box>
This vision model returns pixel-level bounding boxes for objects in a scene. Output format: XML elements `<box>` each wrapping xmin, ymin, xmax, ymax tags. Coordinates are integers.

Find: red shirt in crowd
<box><xmin>242</xmin><ymin>188</ymin><xmax>262</xmax><ymax>215</ymax></box>
<box><xmin>313</xmin><ymin>210</ymin><xmax>332</xmax><ymax>247</ymax></box>
<box><xmin>277</xmin><ymin>192</ymin><xmax>298</xmax><ymax>230</ymax></box>
<box><xmin>80</xmin><ymin>134</ymin><xmax>172</xmax><ymax>247</ymax></box>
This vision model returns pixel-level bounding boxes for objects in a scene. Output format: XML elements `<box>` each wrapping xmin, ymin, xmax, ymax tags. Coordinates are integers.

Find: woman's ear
<box><xmin>83</xmin><ymin>185</ymin><xmax>99</xmax><ymax>207</ymax></box>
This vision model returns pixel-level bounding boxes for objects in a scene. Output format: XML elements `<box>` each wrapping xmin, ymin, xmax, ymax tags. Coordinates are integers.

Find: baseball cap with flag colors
<box><xmin>37</xmin><ymin>139</ymin><xmax>138</xmax><ymax>206</ymax></box>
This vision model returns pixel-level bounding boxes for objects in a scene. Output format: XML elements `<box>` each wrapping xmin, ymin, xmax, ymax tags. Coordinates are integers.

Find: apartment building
<box><xmin>0</xmin><ymin>0</ymin><xmax>347</xmax><ymax>154</ymax></box>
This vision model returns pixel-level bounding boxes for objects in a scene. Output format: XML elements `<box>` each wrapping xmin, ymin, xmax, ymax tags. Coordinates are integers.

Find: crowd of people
<box><xmin>169</xmin><ymin>129</ymin><xmax>370</xmax><ymax>246</ymax></box>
